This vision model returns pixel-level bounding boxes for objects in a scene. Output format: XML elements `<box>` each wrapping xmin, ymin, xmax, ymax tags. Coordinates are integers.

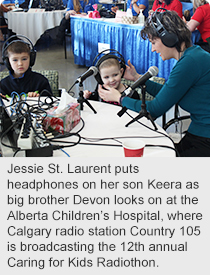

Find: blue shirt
<box><xmin>126</xmin><ymin>0</ymin><xmax>149</xmax><ymax>17</ymax></box>
<box><xmin>66</xmin><ymin>0</ymin><xmax>95</xmax><ymax>13</ymax></box>
<box><xmin>122</xmin><ymin>46</ymin><xmax>210</xmax><ymax>139</ymax></box>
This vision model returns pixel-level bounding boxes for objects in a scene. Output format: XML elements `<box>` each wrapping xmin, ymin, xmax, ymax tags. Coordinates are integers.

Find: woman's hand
<box><xmin>124</xmin><ymin>60</ymin><xmax>140</xmax><ymax>81</ymax></box>
<box><xmin>65</xmin><ymin>10</ymin><xmax>76</xmax><ymax>19</ymax></box>
<box><xmin>111</xmin><ymin>6</ymin><xmax>119</xmax><ymax>13</ymax></box>
<box><xmin>148</xmin><ymin>9</ymin><xmax>154</xmax><ymax>17</ymax></box>
<box><xmin>98</xmin><ymin>85</ymin><xmax>121</xmax><ymax>103</ymax></box>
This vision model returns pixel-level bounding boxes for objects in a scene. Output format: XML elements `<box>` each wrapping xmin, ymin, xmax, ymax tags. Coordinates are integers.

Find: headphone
<box><xmin>150</xmin><ymin>8</ymin><xmax>178</xmax><ymax>48</ymax></box>
<box><xmin>93</xmin><ymin>49</ymin><xmax>126</xmax><ymax>85</ymax></box>
<box><xmin>2</xmin><ymin>34</ymin><xmax>36</xmax><ymax>72</ymax></box>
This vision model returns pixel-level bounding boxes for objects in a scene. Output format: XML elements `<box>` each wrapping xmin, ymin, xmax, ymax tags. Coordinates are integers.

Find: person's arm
<box><xmin>0</xmin><ymin>3</ymin><xmax>14</xmax><ymax>13</ymax></box>
<box><xmin>187</xmin><ymin>7</ymin><xmax>204</xmax><ymax>32</ymax></box>
<box><xmin>38</xmin><ymin>76</ymin><xmax>53</xmax><ymax>96</ymax></box>
<box><xmin>131</xmin><ymin>0</ymin><xmax>146</xmax><ymax>14</ymax></box>
<box><xmin>187</xmin><ymin>19</ymin><xmax>200</xmax><ymax>32</ymax></box>
<box><xmin>65</xmin><ymin>0</ymin><xmax>76</xmax><ymax>19</ymax></box>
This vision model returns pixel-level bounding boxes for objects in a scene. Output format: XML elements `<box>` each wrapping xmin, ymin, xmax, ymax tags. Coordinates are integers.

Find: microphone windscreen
<box><xmin>89</xmin><ymin>66</ymin><xmax>98</xmax><ymax>76</ymax></box>
<box><xmin>148</xmin><ymin>66</ymin><xmax>159</xmax><ymax>77</ymax></box>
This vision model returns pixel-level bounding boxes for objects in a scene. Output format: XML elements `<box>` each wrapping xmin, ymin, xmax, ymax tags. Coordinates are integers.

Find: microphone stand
<box><xmin>125</xmin><ymin>84</ymin><xmax>157</xmax><ymax>130</ymax></box>
<box><xmin>77</xmin><ymin>81</ymin><xmax>97</xmax><ymax>114</ymax></box>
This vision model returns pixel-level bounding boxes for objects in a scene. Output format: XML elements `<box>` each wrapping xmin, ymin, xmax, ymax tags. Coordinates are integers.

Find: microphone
<box><xmin>121</xmin><ymin>66</ymin><xmax>159</xmax><ymax>97</ymax></box>
<box><xmin>117</xmin><ymin>66</ymin><xmax>159</xmax><ymax>117</ymax></box>
<box><xmin>75</xmin><ymin>66</ymin><xmax>98</xmax><ymax>84</ymax></box>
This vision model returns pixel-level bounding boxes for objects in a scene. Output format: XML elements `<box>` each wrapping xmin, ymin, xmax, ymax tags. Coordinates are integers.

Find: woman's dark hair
<box><xmin>141</xmin><ymin>10</ymin><xmax>192</xmax><ymax>52</ymax></box>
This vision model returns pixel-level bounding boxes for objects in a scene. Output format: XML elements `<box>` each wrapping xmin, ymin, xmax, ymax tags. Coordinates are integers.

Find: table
<box><xmin>1</xmin><ymin>100</ymin><xmax>175</xmax><ymax>157</ymax></box>
<box><xmin>71</xmin><ymin>16</ymin><xmax>200</xmax><ymax>81</ymax></box>
<box><xmin>7</xmin><ymin>9</ymin><xmax>66</xmax><ymax>45</ymax></box>
<box><xmin>99</xmin><ymin>0</ymin><xmax>126</xmax><ymax>11</ymax></box>
<box><xmin>53</xmin><ymin>101</ymin><xmax>175</xmax><ymax>157</ymax></box>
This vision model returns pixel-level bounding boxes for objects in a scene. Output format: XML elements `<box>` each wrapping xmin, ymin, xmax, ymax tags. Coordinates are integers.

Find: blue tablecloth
<box><xmin>71</xmin><ymin>17</ymin><xmax>200</xmax><ymax>80</ymax></box>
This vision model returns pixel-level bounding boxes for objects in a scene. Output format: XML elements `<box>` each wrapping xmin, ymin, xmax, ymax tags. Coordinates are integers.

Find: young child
<box><xmin>84</xmin><ymin>57</ymin><xmax>140</xmax><ymax>105</ymax></box>
<box><xmin>0</xmin><ymin>37</ymin><xmax>52</xmax><ymax>98</ymax></box>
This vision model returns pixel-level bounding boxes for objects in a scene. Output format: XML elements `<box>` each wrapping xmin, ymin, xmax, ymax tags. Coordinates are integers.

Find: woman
<box><xmin>65</xmin><ymin>0</ymin><xmax>95</xmax><ymax>19</ymax></box>
<box><xmin>126</xmin><ymin>0</ymin><xmax>149</xmax><ymax>17</ymax></box>
<box><xmin>149</xmin><ymin>0</ymin><xmax>183</xmax><ymax>18</ymax></box>
<box><xmin>186</xmin><ymin>0</ymin><xmax>210</xmax><ymax>52</ymax></box>
<box><xmin>57</xmin><ymin>0</ymin><xmax>94</xmax><ymax>44</ymax></box>
<box><xmin>0</xmin><ymin>3</ymin><xmax>14</xmax><ymax>41</ymax></box>
<box><xmin>98</xmin><ymin>10</ymin><xmax>210</xmax><ymax>157</ymax></box>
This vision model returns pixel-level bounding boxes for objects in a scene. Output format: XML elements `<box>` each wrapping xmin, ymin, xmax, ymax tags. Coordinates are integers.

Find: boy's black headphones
<box><xmin>2</xmin><ymin>34</ymin><xmax>37</xmax><ymax>72</ymax></box>
<box><xmin>150</xmin><ymin>8</ymin><xmax>178</xmax><ymax>48</ymax></box>
<box><xmin>93</xmin><ymin>49</ymin><xmax>126</xmax><ymax>84</ymax></box>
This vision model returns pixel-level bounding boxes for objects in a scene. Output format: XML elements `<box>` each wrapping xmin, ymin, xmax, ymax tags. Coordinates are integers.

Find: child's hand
<box><xmin>83</xmin><ymin>90</ymin><xmax>91</xmax><ymax>99</ymax></box>
<box><xmin>28</xmin><ymin>92</ymin><xmax>39</xmax><ymax>97</ymax></box>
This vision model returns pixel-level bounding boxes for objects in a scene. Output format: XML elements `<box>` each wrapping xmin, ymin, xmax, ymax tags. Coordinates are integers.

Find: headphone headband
<box><xmin>150</xmin><ymin>8</ymin><xmax>179</xmax><ymax>48</ymax></box>
<box><xmin>2</xmin><ymin>34</ymin><xmax>36</xmax><ymax>72</ymax></box>
<box><xmin>93</xmin><ymin>49</ymin><xmax>126</xmax><ymax>84</ymax></box>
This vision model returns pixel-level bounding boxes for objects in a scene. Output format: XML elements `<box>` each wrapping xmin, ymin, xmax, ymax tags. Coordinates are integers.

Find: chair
<box><xmin>206</xmin><ymin>37</ymin><xmax>210</xmax><ymax>47</ymax></box>
<box><xmin>163</xmin><ymin>104</ymin><xmax>191</xmax><ymax>143</ymax></box>
<box><xmin>64</xmin><ymin>29</ymin><xmax>71</xmax><ymax>59</ymax></box>
<box><xmin>0</xmin><ymin>70</ymin><xmax>60</xmax><ymax>96</ymax></box>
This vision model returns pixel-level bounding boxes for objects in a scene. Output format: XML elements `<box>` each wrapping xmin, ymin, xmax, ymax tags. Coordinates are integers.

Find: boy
<box><xmin>84</xmin><ymin>58</ymin><xmax>139</xmax><ymax>105</ymax></box>
<box><xmin>0</xmin><ymin>37</ymin><xmax>52</xmax><ymax>97</ymax></box>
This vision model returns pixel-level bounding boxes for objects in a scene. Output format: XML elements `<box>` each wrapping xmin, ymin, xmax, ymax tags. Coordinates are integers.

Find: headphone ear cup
<box><xmin>30</xmin><ymin>51</ymin><xmax>36</xmax><ymax>67</ymax></box>
<box><xmin>160</xmin><ymin>32</ymin><xmax>179</xmax><ymax>48</ymax></box>
<box><xmin>2</xmin><ymin>56</ymin><xmax>13</xmax><ymax>72</ymax></box>
<box><xmin>120</xmin><ymin>60</ymin><xmax>126</xmax><ymax>78</ymax></box>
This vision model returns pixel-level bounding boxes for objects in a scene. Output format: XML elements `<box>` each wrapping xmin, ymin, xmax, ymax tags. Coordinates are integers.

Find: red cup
<box><xmin>123</xmin><ymin>139</ymin><xmax>145</xmax><ymax>157</ymax></box>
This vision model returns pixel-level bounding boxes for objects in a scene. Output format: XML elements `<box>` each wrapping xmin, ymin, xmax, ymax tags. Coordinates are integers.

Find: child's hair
<box><xmin>99</xmin><ymin>58</ymin><xmax>121</xmax><ymax>72</ymax></box>
<box><xmin>6</xmin><ymin>41</ymin><xmax>30</xmax><ymax>56</ymax></box>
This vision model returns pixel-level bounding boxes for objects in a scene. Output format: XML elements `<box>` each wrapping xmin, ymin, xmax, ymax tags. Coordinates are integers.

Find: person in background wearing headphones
<box><xmin>149</xmin><ymin>0</ymin><xmax>182</xmax><ymax>18</ymax></box>
<box><xmin>0</xmin><ymin>37</ymin><xmax>52</xmax><ymax>97</ymax></box>
<box><xmin>84</xmin><ymin>57</ymin><xmax>140</xmax><ymax>105</ymax></box>
<box><xmin>98</xmin><ymin>10</ymin><xmax>210</xmax><ymax>157</ymax></box>
<box><xmin>184</xmin><ymin>0</ymin><xmax>210</xmax><ymax>53</ymax></box>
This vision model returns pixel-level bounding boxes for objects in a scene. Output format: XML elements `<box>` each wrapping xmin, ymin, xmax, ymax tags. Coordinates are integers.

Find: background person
<box><xmin>57</xmin><ymin>0</ymin><xmax>95</xmax><ymax>44</ymax></box>
<box><xmin>126</xmin><ymin>0</ymin><xmax>149</xmax><ymax>17</ymax></box>
<box><xmin>149</xmin><ymin>0</ymin><xmax>183</xmax><ymax>18</ymax></box>
<box><xmin>185</xmin><ymin>0</ymin><xmax>210</xmax><ymax>52</ymax></box>
<box><xmin>65</xmin><ymin>0</ymin><xmax>95</xmax><ymax>18</ymax></box>
<box><xmin>98</xmin><ymin>10</ymin><xmax>210</xmax><ymax>157</ymax></box>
